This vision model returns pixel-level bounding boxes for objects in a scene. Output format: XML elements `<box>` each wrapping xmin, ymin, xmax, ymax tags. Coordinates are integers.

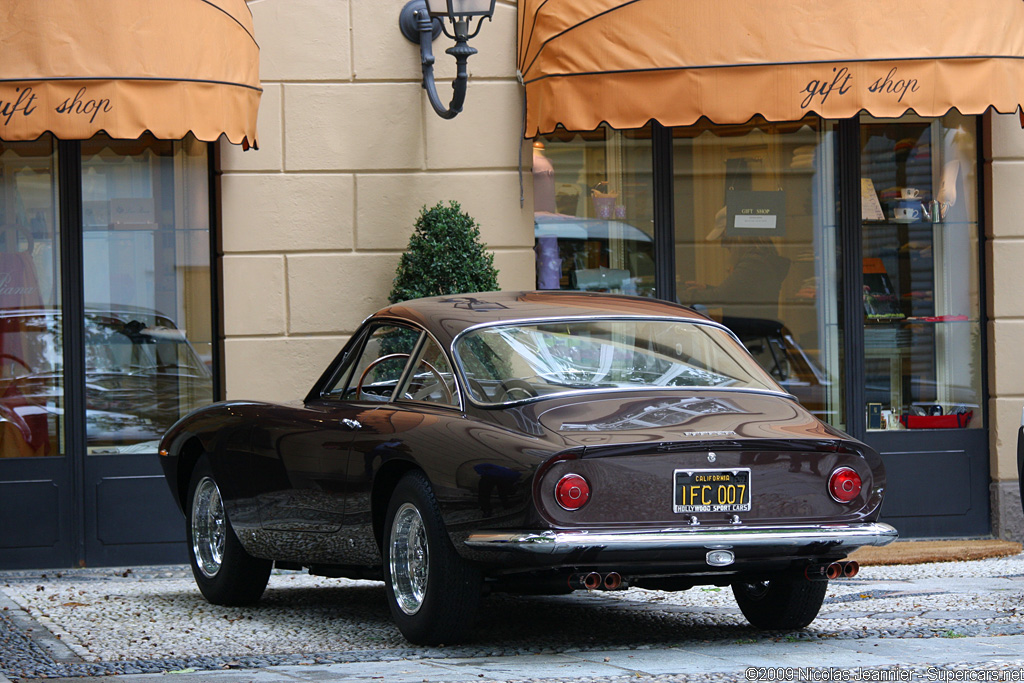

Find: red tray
<box><xmin>899</xmin><ymin>411</ymin><xmax>972</xmax><ymax>429</ymax></box>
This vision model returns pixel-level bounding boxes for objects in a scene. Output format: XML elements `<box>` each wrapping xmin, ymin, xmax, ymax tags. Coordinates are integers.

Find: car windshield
<box><xmin>455</xmin><ymin>318</ymin><xmax>781</xmax><ymax>405</ymax></box>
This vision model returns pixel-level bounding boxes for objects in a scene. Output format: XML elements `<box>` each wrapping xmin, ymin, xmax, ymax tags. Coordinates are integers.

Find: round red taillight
<box><xmin>555</xmin><ymin>473</ymin><xmax>590</xmax><ymax>510</ymax></box>
<box><xmin>828</xmin><ymin>467</ymin><xmax>862</xmax><ymax>503</ymax></box>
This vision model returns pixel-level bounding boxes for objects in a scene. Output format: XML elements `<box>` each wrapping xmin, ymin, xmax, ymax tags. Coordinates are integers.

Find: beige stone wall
<box><xmin>987</xmin><ymin>113</ymin><xmax>1024</xmax><ymax>483</ymax></box>
<box><xmin>219</xmin><ymin>0</ymin><xmax>535</xmax><ymax>401</ymax></box>
<box><xmin>214</xmin><ymin>2</ymin><xmax>1024</xmax><ymax>515</ymax></box>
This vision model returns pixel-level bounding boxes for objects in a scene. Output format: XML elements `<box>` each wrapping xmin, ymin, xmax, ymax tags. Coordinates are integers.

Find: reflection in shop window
<box><xmin>533</xmin><ymin>126</ymin><xmax>656</xmax><ymax>297</ymax></box>
<box><xmin>0</xmin><ymin>136</ymin><xmax>63</xmax><ymax>459</ymax></box>
<box><xmin>0</xmin><ymin>134</ymin><xmax>215</xmax><ymax>458</ymax></box>
<box><xmin>672</xmin><ymin>117</ymin><xmax>846</xmax><ymax>430</ymax></box>
<box><xmin>81</xmin><ymin>134</ymin><xmax>214</xmax><ymax>454</ymax></box>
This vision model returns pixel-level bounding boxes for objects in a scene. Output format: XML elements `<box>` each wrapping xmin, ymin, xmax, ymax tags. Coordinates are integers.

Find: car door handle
<box><xmin>342</xmin><ymin>418</ymin><xmax>362</xmax><ymax>430</ymax></box>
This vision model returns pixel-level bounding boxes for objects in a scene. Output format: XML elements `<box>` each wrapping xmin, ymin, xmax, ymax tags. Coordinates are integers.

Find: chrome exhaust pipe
<box><xmin>804</xmin><ymin>562</ymin><xmax>843</xmax><ymax>581</ymax></box>
<box><xmin>567</xmin><ymin>573</ymin><xmax>599</xmax><ymax>590</ymax></box>
<box><xmin>841</xmin><ymin>560</ymin><xmax>859</xmax><ymax>578</ymax></box>
<box><xmin>568</xmin><ymin>572</ymin><xmax>627</xmax><ymax>590</ymax></box>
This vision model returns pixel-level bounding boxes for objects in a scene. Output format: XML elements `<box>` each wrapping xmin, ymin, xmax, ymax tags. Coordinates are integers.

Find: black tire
<box><xmin>186</xmin><ymin>455</ymin><xmax>272</xmax><ymax>606</ymax></box>
<box><xmin>732</xmin><ymin>577</ymin><xmax>828</xmax><ymax>630</ymax></box>
<box><xmin>383</xmin><ymin>470</ymin><xmax>482</xmax><ymax>645</ymax></box>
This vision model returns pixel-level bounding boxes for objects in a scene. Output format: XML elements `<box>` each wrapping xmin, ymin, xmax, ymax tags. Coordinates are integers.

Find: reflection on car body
<box><xmin>1018</xmin><ymin>409</ymin><xmax>1024</xmax><ymax>527</ymax></box>
<box><xmin>159</xmin><ymin>291</ymin><xmax>897</xmax><ymax>645</ymax></box>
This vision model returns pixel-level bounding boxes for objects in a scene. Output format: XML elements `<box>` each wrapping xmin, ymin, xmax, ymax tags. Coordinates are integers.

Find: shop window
<box><xmin>533</xmin><ymin>126</ymin><xmax>656</xmax><ymax>297</ymax></box>
<box><xmin>0</xmin><ymin>136</ymin><xmax>62</xmax><ymax>459</ymax></box>
<box><xmin>859</xmin><ymin>112</ymin><xmax>981</xmax><ymax>431</ymax></box>
<box><xmin>530</xmin><ymin>114</ymin><xmax>983</xmax><ymax>437</ymax></box>
<box><xmin>81</xmin><ymin>135</ymin><xmax>214</xmax><ymax>454</ymax></box>
<box><xmin>0</xmin><ymin>133</ymin><xmax>215</xmax><ymax>458</ymax></box>
<box><xmin>671</xmin><ymin>117</ymin><xmax>846</xmax><ymax>429</ymax></box>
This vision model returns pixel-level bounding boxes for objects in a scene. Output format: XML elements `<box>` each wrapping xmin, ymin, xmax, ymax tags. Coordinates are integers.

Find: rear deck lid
<box><xmin>536</xmin><ymin>391</ymin><xmax>836</xmax><ymax>448</ymax></box>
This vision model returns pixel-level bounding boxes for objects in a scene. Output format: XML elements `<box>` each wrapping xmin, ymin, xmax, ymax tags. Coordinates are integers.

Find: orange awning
<box><xmin>518</xmin><ymin>0</ymin><xmax>1024</xmax><ymax>136</ymax></box>
<box><xmin>0</xmin><ymin>0</ymin><xmax>260</xmax><ymax>146</ymax></box>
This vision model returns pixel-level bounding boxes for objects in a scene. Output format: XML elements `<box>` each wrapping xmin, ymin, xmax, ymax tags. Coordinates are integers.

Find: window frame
<box><xmin>316</xmin><ymin>321</ymin><xmax>464</xmax><ymax>411</ymax></box>
<box><xmin>393</xmin><ymin>331</ymin><xmax>463</xmax><ymax>410</ymax></box>
<box><xmin>451</xmin><ymin>314</ymin><xmax>792</xmax><ymax>408</ymax></box>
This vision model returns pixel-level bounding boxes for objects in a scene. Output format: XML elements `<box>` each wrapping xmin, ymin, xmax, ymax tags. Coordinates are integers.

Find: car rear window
<box><xmin>454</xmin><ymin>318</ymin><xmax>781</xmax><ymax>405</ymax></box>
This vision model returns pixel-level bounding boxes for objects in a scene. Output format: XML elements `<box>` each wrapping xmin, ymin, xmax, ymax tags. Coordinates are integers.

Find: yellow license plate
<box><xmin>673</xmin><ymin>468</ymin><xmax>751</xmax><ymax>513</ymax></box>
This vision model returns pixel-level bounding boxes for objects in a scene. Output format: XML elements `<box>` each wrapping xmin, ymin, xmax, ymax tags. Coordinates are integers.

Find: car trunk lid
<box><xmin>535</xmin><ymin>391</ymin><xmax>839</xmax><ymax>450</ymax></box>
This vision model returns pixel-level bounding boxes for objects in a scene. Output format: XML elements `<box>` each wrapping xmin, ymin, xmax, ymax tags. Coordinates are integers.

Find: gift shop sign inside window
<box><xmin>725</xmin><ymin>191</ymin><xmax>786</xmax><ymax>238</ymax></box>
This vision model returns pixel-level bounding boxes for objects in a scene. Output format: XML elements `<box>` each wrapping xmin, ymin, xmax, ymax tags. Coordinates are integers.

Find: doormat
<box><xmin>849</xmin><ymin>539</ymin><xmax>1022</xmax><ymax>566</ymax></box>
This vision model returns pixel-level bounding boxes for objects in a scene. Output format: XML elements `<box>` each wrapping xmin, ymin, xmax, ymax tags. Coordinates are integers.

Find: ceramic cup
<box><xmin>893</xmin><ymin>206</ymin><xmax>920</xmax><ymax>221</ymax></box>
<box><xmin>898</xmin><ymin>187</ymin><xmax>922</xmax><ymax>199</ymax></box>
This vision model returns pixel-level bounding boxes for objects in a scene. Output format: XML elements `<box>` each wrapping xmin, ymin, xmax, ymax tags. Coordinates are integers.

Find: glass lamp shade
<box><xmin>424</xmin><ymin>0</ymin><xmax>496</xmax><ymax>19</ymax></box>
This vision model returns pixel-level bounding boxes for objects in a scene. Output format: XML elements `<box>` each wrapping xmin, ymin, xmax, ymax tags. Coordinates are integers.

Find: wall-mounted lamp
<box><xmin>399</xmin><ymin>0</ymin><xmax>496</xmax><ymax>119</ymax></box>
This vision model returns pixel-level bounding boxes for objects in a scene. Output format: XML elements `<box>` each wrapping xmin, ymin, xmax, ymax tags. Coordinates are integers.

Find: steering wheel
<box><xmin>407</xmin><ymin>358</ymin><xmax>454</xmax><ymax>403</ymax></box>
<box><xmin>355</xmin><ymin>353</ymin><xmax>411</xmax><ymax>400</ymax></box>
<box><xmin>496</xmin><ymin>379</ymin><xmax>538</xmax><ymax>403</ymax></box>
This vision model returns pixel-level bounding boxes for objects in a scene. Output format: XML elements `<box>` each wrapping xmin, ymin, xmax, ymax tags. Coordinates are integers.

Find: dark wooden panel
<box><xmin>867</xmin><ymin>429</ymin><xmax>989</xmax><ymax>538</ymax></box>
<box><xmin>95</xmin><ymin>475</ymin><xmax>183</xmax><ymax>545</ymax></box>
<box><xmin>84</xmin><ymin>453</ymin><xmax>186</xmax><ymax>566</ymax></box>
<box><xmin>880</xmin><ymin>450</ymin><xmax>971</xmax><ymax>518</ymax></box>
<box><xmin>0</xmin><ymin>479</ymin><xmax>60</xmax><ymax>548</ymax></box>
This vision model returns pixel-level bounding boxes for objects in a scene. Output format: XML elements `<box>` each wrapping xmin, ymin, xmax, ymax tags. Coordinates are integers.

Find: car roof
<box><xmin>371</xmin><ymin>291</ymin><xmax>710</xmax><ymax>346</ymax></box>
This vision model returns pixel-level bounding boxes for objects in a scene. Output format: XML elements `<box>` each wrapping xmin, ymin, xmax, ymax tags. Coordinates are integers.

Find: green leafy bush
<box><xmin>388</xmin><ymin>201</ymin><xmax>500</xmax><ymax>304</ymax></box>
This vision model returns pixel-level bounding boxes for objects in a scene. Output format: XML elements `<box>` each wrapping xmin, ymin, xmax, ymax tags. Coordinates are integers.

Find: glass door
<box><xmin>532</xmin><ymin>126</ymin><xmax>656</xmax><ymax>297</ymax></box>
<box><xmin>0</xmin><ymin>135</ymin><xmax>71</xmax><ymax>568</ymax></box>
<box><xmin>0</xmin><ymin>133</ymin><xmax>216</xmax><ymax>569</ymax></box>
<box><xmin>79</xmin><ymin>134</ymin><xmax>213</xmax><ymax>565</ymax></box>
<box><xmin>859</xmin><ymin>112</ymin><xmax>988</xmax><ymax>537</ymax></box>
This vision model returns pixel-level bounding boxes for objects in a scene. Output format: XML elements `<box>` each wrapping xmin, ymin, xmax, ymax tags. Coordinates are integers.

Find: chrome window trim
<box><xmin>318</xmin><ymin>320</ymin><xmax>465</xmax><ymax>412</ymax></box>
<box><xmin>449</xmin><ymin>315</ymin><xmax>791</xmax><ymax>408</ymax></box>
<box><xmin>393</xmin><ymin>329</ymin><xmax>464</xmax><ymax>411</ymax></box>
<box><xmin>462</xmin><ymin>383</ymin><xmax>797</xmax><ymax>409</ymax></box>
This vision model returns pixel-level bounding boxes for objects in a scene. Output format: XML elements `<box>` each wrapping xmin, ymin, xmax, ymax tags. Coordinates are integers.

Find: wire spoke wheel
<box><xmin>185</xmin><ymin>455</ymin><xmax>272</xmax><ymax>606</ymax></box>
<box><xmin>383</xmin><ymin>470</ymin><xmax>482</xmax><ymax>644</ymax></box>
<box><xmin>390</xmin><ymin>502</ymin><xmax>430</xmax><ymax>615</ymax></box>
<box><xmin>191</xmin><ymin>476</ymin><xmax>226</xmax><ymax>578</ymax></box>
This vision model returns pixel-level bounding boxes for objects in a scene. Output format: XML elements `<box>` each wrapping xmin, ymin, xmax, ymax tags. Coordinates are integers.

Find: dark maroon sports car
<box><xmin>159</xmin><ymin>291</ymin><xmax>897</xmax><ymax>644</ymax></box>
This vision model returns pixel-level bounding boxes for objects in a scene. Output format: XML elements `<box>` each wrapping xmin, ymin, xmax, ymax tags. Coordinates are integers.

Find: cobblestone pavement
<box><xmin>1</xmin><ymin>553</ymin><xmax>1023</xmax><ymax>682</ymax></box>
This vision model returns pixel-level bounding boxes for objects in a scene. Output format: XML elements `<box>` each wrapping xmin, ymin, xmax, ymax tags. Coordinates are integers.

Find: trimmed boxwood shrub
<box><xmin>388</xmin><ymin>201</ymin><xmax>500</xmax><ymax>304</ymax></box>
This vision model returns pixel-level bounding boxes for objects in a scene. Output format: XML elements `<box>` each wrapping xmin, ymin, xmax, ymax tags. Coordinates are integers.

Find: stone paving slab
<box><xmin>11</xmin><ymin>636</ymin><xmax>1024</xmax><ymax>683</ymax></box>
<box><xmin>2</xmin><ymin>554</ymin><xmax>1024</xmax><ymax>681</ymax></box>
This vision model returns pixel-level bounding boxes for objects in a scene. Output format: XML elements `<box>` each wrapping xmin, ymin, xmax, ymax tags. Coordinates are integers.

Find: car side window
<box><xmin>327</xmin><ymin>325</ymin><xmax>421</xmax><ymax>401</ymax></box>
<box><xmin>398</xmin><ymin>336</ymin><xmax>460</xmax><ymax>408</ymax></box>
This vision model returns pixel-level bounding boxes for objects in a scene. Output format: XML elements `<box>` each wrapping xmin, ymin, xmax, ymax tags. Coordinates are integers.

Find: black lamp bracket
<box><xmin>399</xmin><ymin>0</ymin><xmax>487</xmax><ymax>119</ymax></box>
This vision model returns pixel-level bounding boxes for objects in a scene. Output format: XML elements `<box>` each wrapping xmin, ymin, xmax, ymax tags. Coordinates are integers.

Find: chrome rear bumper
<box><xmin>465</xmin><ymin>522</ymin><xmax>898</xmax><ymax>555</ymax></box>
